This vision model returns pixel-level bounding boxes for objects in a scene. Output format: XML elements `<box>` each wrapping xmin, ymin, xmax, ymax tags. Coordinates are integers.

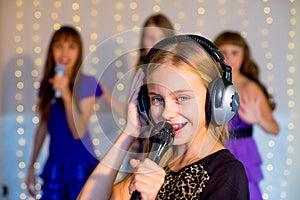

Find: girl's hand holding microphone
<box><xmin>49</xmin><ymin>73</ymin><xmax>70</xmax><ymax>99</ymax></box>
<box><xmin>129</xmin><ymin>158</ymin><xmax>166</xmax><ymax>200</ymax></box>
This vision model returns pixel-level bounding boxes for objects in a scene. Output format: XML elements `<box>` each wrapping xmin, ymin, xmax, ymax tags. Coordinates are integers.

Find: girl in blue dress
<box><xmin>26</xmin><ymin>26</ymin><xmax>108</xmax><ymax>199</ymax></box>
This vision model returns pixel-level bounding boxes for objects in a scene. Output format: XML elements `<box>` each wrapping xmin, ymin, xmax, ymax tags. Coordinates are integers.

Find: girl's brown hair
<box><xmin>214</xmin><ymin>31</ymin><xmax>276</xmax><ymax>110</ymax></box>
<box><xmin>136</xmin><ymin>13</ymin><xmax>175</xmax><ymax>67</ymax></box>
<box><xmin>38</xmin><ymin>26</ymin><xmax>83</xmax><ymax>120</ymax></box>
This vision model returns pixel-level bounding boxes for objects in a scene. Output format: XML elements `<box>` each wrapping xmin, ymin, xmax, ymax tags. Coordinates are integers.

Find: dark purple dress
<box><xmin>40</xmin><ymin>74</ymin><xmax>102</xmax><ymax>200</ymax></box>
<box><xmin>226</xmin><ymin>114</ymin><xmax>263</xmax><ymax>200</ymax></box>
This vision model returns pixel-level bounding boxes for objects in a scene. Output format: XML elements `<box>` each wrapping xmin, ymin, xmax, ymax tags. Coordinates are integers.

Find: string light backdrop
<box><xmin>0</xmin><ymin>0</ymin><xmax>299</xmax><ymax>199</ymax></box>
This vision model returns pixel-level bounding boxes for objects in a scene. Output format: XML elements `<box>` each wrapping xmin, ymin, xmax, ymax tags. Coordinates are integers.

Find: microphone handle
<box><xmin>129</xmin><ymin>122</ymin><xmax>174</xmax><ymax>200</ymax></box>
<box><xmin>55</xmin><ymin>89</ymin><xmax>61</xmax><ymax>98</ymax></box>
<box><xmin>130</xmin><ymin>190</ymin><xmax>142</xmax><ymax>200</ymax></box>
<box><xmin>55</xmin><ymin>70</ymin><xmax>64</xmax><ymax>98</ymax></box>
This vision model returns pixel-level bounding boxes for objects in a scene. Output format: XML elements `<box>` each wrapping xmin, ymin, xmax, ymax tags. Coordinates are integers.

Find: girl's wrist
<box><xmin>124</xmin><ymin>124</ymin><xmax>140</xmax><ymax>138</ymax></box>
<box><xmin>62</xmin><ymin>90</ymin><xmax>72</xmax><ymax>102</ymax></box>
<box><xmin>113</xmin><ymin>131</ymin><xmax>136</xmax><ymax>152</ymax></box>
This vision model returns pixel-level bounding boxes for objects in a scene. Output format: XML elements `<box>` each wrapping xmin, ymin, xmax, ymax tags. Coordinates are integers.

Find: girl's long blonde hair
<box><xmin>146</xmin><ymin>37</ymin><xmax>229</xmax><ymax>144</ymax></box>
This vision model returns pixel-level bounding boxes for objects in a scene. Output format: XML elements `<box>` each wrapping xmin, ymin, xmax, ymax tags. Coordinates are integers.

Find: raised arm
<box><xmin>78</xmin><ymin>68</ymin><xmax>145</xmax><ymax>199</ymax></box>
<box><xmin>51</xmin><ymin>73</ymin><xmax>95</xmax><ymax>139</ymax></box>
<box><xmin>238</xmin><ymin>82</ymin><xmax>280</xmax><ymax>135</ymax></box>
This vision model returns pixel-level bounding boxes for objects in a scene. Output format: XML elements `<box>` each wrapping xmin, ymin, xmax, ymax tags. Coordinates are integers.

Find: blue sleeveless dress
<box><xmin>40</xmin><ymin>75</ymin><xmax>102</xmax><ymax>200</ymax></box>
<box><xmin>226</xmin><ymin>114</ymin><xmax>263</xmax><ymax>200</ymax></box>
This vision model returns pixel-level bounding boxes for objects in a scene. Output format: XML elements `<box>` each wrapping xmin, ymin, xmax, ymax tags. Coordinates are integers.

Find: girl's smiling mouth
<box><xmin>171</xmin><ymin>122</ymin><xmax>187</xmax><ymax>136</ymax></box>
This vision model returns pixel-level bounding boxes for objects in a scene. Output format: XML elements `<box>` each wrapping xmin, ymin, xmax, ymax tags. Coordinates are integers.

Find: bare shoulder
<box><xmin>237</xmin><ymin>77</ymin><xmax>263</xmax><ymax>96</ymax></box>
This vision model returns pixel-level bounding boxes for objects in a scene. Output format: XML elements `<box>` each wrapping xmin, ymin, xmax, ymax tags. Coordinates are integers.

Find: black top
<box><xmin>156</xmin><ymin>149</ymin><xmax>249</xmax><ymax>200</ymax></box>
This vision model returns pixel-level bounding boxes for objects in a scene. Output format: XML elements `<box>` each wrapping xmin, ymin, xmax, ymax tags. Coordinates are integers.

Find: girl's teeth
<box><xmin>173</xmin><ymin>124</ymin><xmax>180</xmax><ymax>131</ymax></box>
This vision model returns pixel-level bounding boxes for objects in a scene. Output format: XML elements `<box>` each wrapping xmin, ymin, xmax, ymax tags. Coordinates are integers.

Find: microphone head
<box><xmin>54</xmin><ymin>64</ymin><xmax>66</xmax><ymax>73</ymax></box>
<box><xmin>150</xmin><ymin>121</ymin><xmax>174</xmax><ymax>146</ymax></box>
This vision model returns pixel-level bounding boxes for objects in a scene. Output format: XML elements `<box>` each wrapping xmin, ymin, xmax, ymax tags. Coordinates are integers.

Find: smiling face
<box><xmin>52</xmin><ymin>39</ymin><xmax>79</xmax><ymax>76</ymax></box>
<box><xmin>147</xmin><ymin>62</ymin><xmax>208</xmax><ymax>146</ymax></box>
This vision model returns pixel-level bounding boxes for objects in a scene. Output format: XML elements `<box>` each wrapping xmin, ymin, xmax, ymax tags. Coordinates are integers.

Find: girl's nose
<box><xmin>62</xmin><ymin>47</ymin><xmax>68</xmax><ymax>55</ymax></box>
<box><xmin>161</xmin><ymin>100</ymin><xmax>178</xmax><ymax>120</ymax></box>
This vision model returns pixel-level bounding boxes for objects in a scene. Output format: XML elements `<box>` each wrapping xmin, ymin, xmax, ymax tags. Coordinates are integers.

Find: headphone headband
<box><xmin>144</xmin><ymin>34</ymin><xmax>232</xmax><ymax>82</ymax></box>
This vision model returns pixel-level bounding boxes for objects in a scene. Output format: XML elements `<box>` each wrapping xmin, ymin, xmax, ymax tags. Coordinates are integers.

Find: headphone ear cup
<box><xmin>205</xmin><ymin>90</ymin><xmax>212</xmax><ymax>125</ymax></box>
<box><xmin>208</xmin><ymin>77</ymin><xmax>239</xmax><ymax>126</ymax></box>
<box><xmin>136</xmin><ymin>48</ymin><xmax>161</xmax><ymax>124</ymax></box>
<box><xmin>137</xmin><ymin>84</ymin><xmax>151</xmax><ymax>124</ymax></box>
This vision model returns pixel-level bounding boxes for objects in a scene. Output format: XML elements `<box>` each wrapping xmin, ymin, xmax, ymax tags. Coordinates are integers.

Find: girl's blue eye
<box><xmin>151</xmin><ymin>96</ymin><xmax>163</xmax><ymax>104</ymax></box>
<box><xmin>177</xmin><ymin>96</ymin><xmax>188</xmax><ymax>102</ymax></box>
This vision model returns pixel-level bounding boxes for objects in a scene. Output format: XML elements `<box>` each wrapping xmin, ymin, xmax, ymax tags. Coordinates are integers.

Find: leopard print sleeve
<box><xmin>156</xmin><ymin>163</ymin><xmax>210</xmax><ymax>200</ymax></box>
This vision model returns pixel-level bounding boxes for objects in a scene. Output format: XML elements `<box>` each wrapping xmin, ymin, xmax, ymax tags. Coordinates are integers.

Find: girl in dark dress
<box><xmin>79</xmin><ymin>34</ymin><xmax>249</xmax><ymax>200</ymax></box>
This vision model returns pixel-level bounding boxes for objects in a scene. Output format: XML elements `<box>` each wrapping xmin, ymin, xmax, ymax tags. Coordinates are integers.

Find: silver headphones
<box><xmin>137</xmin><ymin>34</ymin><xmax>240</xmax><ymax>126</ymax></box>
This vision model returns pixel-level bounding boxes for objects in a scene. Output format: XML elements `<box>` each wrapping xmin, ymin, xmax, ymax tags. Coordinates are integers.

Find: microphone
<box><xmin>54</xmin><ymin>64</ymin><xmax>66</xmax><ymax>98</ymax></box>
<box><xmin>130</xmin><ymin>121</ymin><xmax>174</xmax><ymax>200</ymax></box>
